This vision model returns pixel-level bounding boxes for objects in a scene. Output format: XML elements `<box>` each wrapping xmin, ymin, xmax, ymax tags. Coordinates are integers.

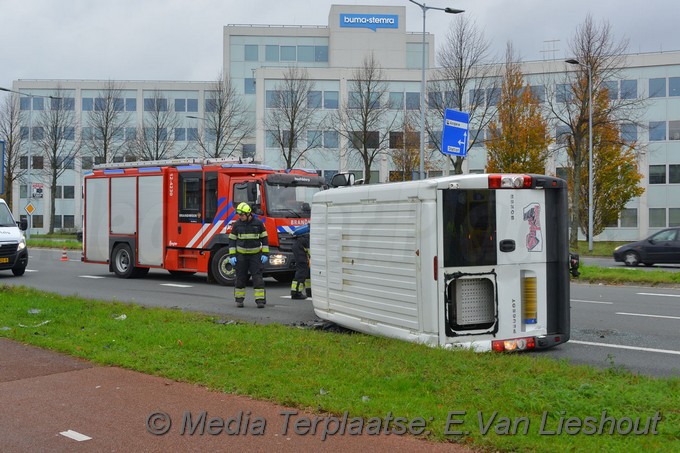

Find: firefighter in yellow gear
<box><xmin>228</xmin><ymin>202</ymin><xmax>269</xmax><ymax>308</ymax></box>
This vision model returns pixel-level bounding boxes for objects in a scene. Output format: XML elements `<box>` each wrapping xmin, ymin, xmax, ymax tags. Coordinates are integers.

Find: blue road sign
<box><xmin>441</xmin><ymin>109</ymin><xmax>469</xmax><ymax>157</ymax></box>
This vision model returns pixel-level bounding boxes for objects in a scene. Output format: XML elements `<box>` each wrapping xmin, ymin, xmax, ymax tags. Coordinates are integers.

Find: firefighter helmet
<box><xmin>236</xmin><ymin>202</ymin><xmax>252</xmax><ymax>214</ymax></box>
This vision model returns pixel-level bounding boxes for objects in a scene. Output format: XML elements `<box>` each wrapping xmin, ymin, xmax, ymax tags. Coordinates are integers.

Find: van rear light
<box><xmin>491</xmin><ymin>337</ymin><xmax>536</xmax><ymax>352</ymax></box>
<box><xmin>488</xmin><ymin>174</ymin><xmax>532</xmax><ymax>189</ymax></box>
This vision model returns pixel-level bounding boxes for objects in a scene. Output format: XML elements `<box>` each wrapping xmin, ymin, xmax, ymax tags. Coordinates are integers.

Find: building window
<box><xmin>125</xmin><ymin>98</ymin><xmax>137</xmax><ymax>111</ymax></box>
<box><xmin>649</xmin><ymin>208</ymin><xmax>666</xmax><ymax>228</ymax></box>
<box><xmin>348</xmin><ymin>91</ymin><xmax>361</xmax><ymax>109</ymax></box>
<box><xmin>307</xmin><ymin>130</ymin><xmax>322</xmax><ymax>148</ymax></box>
<box><xmin>20</xmin><ymin>185</ymin><xmax>27</xmax><ymax>198</ymax></box>
<box><xmin>63</xmin><ymin>186</ymin><xmax>75</xmax><ymax>199</ymax></box>
<box><xmin>58</xmin><ymin>157</ymin><xmax>74</xmax><ymax>170</ymax></box>
<box><xmin>33</xmin><ymin>215</ymin><xmax>44</xmax><ymax>228</ymax></box>
<box><xmin>620</xmin><ymin>208</ymin><xmax>637</xmax><ymax>228</ymax></box>
<box><xmin>32</xmin><ymin>156</ymin><xmax>44</xmax><ymax>170</ymax></box>
<box><xmin>175</xmin><ymin>128</ymin><xmax>186</xmax><ymax>141</ymax></box>
<box><xmin>144</xmin><ymin>98</ymin><xmax>167</xmax><ymax>112</ymax></box>
<box><xmin>63</xmin><ymin>215</ymin><xmax>75</xmax><ymax>229</ymax></box>
<box><xmin>389</xmin><ymin>131</ymin><xmax>403</xmax><ymax>149</ymax></box>
<box><xmin>405</xmin><ymin>92</ymin><xmax>420</xmax><ymax>110</ymax></box>
<box><xmin>649</xmin><ymin>165</ymin><xmax>666</xmax><ymax>184</ymax></box>
<box><xmin>82</xmin><ymin>156</ymin><xmax>94</xmax><ymax>170</ymax></box>
<box><xmin>125</xmin><ymin>128</ymin><xmax>136</xmax><ymax>141</ymax></box>
<box><xmin>113</xmin><ymin>98</ymin><xmax>124</xmax><ymax>111</ymax></box>
<box><xmin>265</xmin><ymin>45</ymin><xmax>279</xmax><ymax>62</ymax></box>
<box><xmin>529</xmin><ymin>85</ymin><xmax>546</xmax><ymax>103</ymax></box>
<box><xmin>428</xmin><ymin>91</ymin><xmax>441</xmax><ymax>109</ymax></box>
<box><xmin>55</xmin><ymin>186</ymin><xmax>62</xmax><ymax>199</ymax></box>
<box><xmin>266</xmin><ymin>90</ymin><xmax>279</xmax><ymax>108</ymax></box>
<box><xmin>669</xmin><ymin>121</ymin><xmax>680</xmax><ymax>141</ymax></box>
<box><xmin>649</xmin><ymin>78</ymin><xmax>666</xmax><ymax>98</ymax></box>
<box><xmin>621</xmin><ymin>123</ymin><xmax>637</xmax><ymax>143</ymax></box>
<box><xmin>669</xmin><ymin>165</ymin><xmax>680</xmax><ymax>184</ymax></box>
<box><xmin>308</xmin><ymin>91</ymin><xmax>322</xmax><ymax>108</ymax></box>
<box><xmin>669</xmin><ymin>77</ymin><xmax>680</xmax><ymax>97</ymax></box>
<box><xmin>604</xmin><ymin>80</ymin><xmax>618</xmax><ymax>100</ymax></box>
<box><xmin>187</xmin><ymin>128</ymin><xmax>198</xmax><ymax>141</ymax></box>
<box><xmin>556</xmin><ymin>84</ymin><xmax>571</xmax><ymax>103</ymax></box>
<box><xmin>280</xmin><ymin>46</ymin><xmax>296</xmax><ymax>61</ymax></box>
<box><xmin>324</xmin><ymin>91</ymin><xmax>338</xmax><ymax>109</ymax></box>
<box><xmin>324</xmin><ymin>131</ymin><xmax>338</xmax><ymax>148</ymax></box>
<box><xmin>82</xmin><ymin>98</ymin><xmax>93</xmax><ymax>111</ymax></box>
<box><xmin>649</xmin><ymin>121</ymin><xmax>666</xmax><ymax>141</ymax></box>
<box><xmin>244</xmin><ymin>78</ymin><xmax>256</xmax><ymax>94</ymax></box>
<box><xmin>244</xmin><ymin>44</ymin><xmax>258</xmax><ymax>61</ymax></box>
<box><xmin>175</xmin><ymin>99</ymin><xmax>186</xmax><ymax>112</ymax></box>
<box><xmin>205</xmin><ymin>98</ymin><xmax>217</xmax><ymax>113</ymax></box>
<box><xmin>186</xmin><ymin>99</ymin><xmax>198</xmax><ymax>112</ymax></box>
<box><xmin>315</xmin><ymin>46</ymin><xmax>328</xmax><ymax>62</ymax></box>
<box><xmin>388</xmin><ymin>92</ymin><xmax>404</xmax><ymax>110</ymax></box>
<box><xmin>620</xmin><ymin>80</ymin><xmax>637</xmax><ymax>99</ymax></box>
<box><xmin>298</xmin><ymin>45</ymin><xmax>314</xmax><ymax>62</ymax></box>
<box><xmin>242</xmin><ymin>144</ymin><xmax>256</xmax><ymax>159</ymax></box>
<box><xmin>556</xmin><ymin>125</ymin><xmax>571</xmax><ymax>145</ymax></box>
<box><xmin>669</xmin><ymin>208</ymin><xmax>680</xmax><ymax>227</ymax></box>
<box><xmin>53</xmin><ymin>215</ymin><xmax>62</xmax><ymax>229</ymax></box>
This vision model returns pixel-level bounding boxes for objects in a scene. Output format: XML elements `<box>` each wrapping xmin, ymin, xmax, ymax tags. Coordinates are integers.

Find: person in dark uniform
<box><xmin>290</xmin><ymin>224</ymin><xmax>311</xmax><ymax>300</ymax></box>
<box><xmin>228</xmin><ymin>202</ymin><xmax>269</xmax><ymax>308</ymax></box>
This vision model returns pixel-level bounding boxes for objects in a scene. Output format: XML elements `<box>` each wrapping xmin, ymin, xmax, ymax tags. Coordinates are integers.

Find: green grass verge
<box><xmin>27</xmin><ymin>239</ymin><xmax>82</xmax><ymax>250</ymax></box>
<box><xmin>577</xmin><ymin>265</ymin><xmax>680</xmax><ymax>286</ymax></box>
<box><xmin>0</xmin><ymin>285</ymin><xmax>677</xmax><ymax>452</ymax></box>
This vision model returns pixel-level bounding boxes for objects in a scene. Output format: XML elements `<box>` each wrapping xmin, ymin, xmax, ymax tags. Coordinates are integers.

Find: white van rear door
<box><xmin>495</xmin><ymin>189</ymin><xmax>547</xmax><ymax>265</ymax></box>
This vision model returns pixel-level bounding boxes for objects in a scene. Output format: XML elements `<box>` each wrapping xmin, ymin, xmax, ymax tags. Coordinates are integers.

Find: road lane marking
<box><xmin>571</xmin><ymin>299</ymin><xmax>613</xmax><ymax>304</ymax></box>
<box><xmin>616</xmin><ymin>312</ymin><xmax>680</xmax><ymax>320</ymax></box>
<box><xmin>570</xmin><ymin>340</ymin><xmax>680</xmax><ymax>355</ymax></box>
<box><xmin>637</xmin><ymin>292</ymin><xmax>680</xmax><ymax>298</ymax></box>
<box><xmin>59</xmin><ymin>430</ymin><xmax>92</xmax><ymax>441</ymax></box>
<box><xmin>161</xmin><ymin>283</ymin><xmax>193</xmax><ymax>288</ymax></box>
<box><xmin>25</xmin><ymin>269</ymin><xmax>38</xmax><ymax>272</ymax></box>
<box><xmin>79</xmin><ymin>275</ymin><xmax>105</xmax><ymax>279</ymax></box>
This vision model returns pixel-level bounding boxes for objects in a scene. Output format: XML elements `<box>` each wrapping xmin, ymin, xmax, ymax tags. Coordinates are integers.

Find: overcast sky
<box><xmin>1</xmin><ymin>0</ymin><xmax>679</xmax><ymax>93</ymax></box>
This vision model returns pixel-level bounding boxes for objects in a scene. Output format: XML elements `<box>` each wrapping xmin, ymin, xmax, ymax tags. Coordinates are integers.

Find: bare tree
<box><xmin>83</xmin><ymin>80</ymin><xmax>130</xmax><ymax>164</ymax></box>
<box><xmin>334</xmin><ymin>53</ymin><xmax>398</xmax><ymax>184</ymax></box>
<box><xmin>128</xmin><ymin>90</ymin><xmax>186</xmax><ymax>161</ymax></box>
<box><xmin>34</xmin><ymin>87</ymin><xmax>79</xmax><ymax>234</ymax></box>
<box><xmin>0</xmin><ymin>94</ymin><xmax>24</xmax><ymax>210</ymax></box>
<box><xmin>197</xmin><ymin>72</ymin><xmax>253</xmax><ymax>159</ymax></box>
<box><xmin>263</xmin><ymin>67</ymin><xmax>324</xmax><ymax>168</ymax></box>
<box><xmin>429</xmin><ymin>15</ymin><xmax>500</xmax><ymax>174</ymax></box>
<box><xmin>545</xmin><ymin>15</ymin><xmax>646</xmax><ymax>247</ymax></box>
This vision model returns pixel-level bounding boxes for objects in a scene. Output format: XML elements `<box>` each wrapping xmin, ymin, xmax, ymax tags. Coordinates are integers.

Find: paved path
<box><xmin>0</xmin><ymin>339</ymin><xmax>470</xmax><ymax>452</ymax></box>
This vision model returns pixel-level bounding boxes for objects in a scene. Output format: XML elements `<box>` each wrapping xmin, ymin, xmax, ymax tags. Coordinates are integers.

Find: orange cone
<box><xmin>60</xmin><ymin>247</ymin><xmax>68</xmax><ymax>262</ymax></box>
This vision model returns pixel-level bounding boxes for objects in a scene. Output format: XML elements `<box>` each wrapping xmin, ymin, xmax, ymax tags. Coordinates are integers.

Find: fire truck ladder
<box><xmin>93</xmin><ymin>156</ymin><xmax>254</xmax><ymax>170</ymax></box>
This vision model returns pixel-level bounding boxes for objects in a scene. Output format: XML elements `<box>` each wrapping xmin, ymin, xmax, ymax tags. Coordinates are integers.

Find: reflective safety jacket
<box><xmin>228</xmin><ymin>216</ymin><xmax>269</xmax><ymax>256</ymax></box>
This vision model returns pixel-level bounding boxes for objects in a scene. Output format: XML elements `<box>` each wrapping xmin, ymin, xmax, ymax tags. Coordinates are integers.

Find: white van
<box><xmin>0</xmin><ymin>199</ymin><xmax>29</xmax><ymax>276</ymax></box>
<box><xmin>310</xmin><ymin>173</ymin><xmax>570</xmax><ymax>352</ymax></box>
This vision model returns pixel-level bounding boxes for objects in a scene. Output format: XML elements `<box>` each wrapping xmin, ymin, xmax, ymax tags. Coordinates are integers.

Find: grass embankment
<box><xmin>28</xmin><ymin>233</ymin><xmax>81</xmax><ymax>250</ymax></box>
<box><xmin>578</xmin><ymin>265</ymin><xmax>680</xmax><ymax>286</ymax></box>
<box><xmin>1</xmin><ymin>286</ymin><xmax>677</xmax><ymax>452</ymax></box>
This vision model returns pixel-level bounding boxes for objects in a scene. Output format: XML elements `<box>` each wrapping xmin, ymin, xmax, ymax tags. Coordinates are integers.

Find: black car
<box><xmin>613</xmin><ymin>228</ymin><xmax>680</xmax><ymax>266</ymax></box>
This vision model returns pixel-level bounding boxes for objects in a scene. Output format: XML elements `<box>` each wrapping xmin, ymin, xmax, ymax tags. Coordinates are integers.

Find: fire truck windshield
<box><xmin>265</xmin><ymin>183</ymin><xmax>320</xmax><ymax>218</ymax></box>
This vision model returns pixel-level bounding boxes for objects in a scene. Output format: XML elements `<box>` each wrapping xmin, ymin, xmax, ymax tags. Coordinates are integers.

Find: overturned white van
<box><xmin>310</xmin><ymin>173</ymin><xmax>570</xmax><ymax>352</ymax></box>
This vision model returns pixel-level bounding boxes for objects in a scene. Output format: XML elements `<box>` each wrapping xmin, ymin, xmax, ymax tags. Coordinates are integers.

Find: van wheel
<box><xmin>11</xmin><ymin>265</ymin><xmax>26</xmax><ymax>276</ymax></box>
<box><xmin>112</xmin><ymin>244</ymin><xmax>137</xmax><ymax>278</ymax></box>
<box><xmin>211</xmin><ymin>247</ymin><xmax>235</xmax><ymax>286</ymax></box>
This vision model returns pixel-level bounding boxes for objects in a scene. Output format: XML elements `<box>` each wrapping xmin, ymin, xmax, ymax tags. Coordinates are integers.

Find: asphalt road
<box><xmin>2</xmin><ymin>248</ymin><xmax>679</xmax><ymax>377</ymax></box>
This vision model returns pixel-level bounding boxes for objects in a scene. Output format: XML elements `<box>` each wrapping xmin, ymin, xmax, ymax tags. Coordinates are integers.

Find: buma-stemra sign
<box><xmin>339</xmin><ymin>14</ymin><xmax>399</xmax><ymax>31</ymax></box>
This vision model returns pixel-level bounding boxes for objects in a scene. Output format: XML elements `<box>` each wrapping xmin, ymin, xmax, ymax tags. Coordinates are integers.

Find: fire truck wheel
<box><xmin>112</xmin><ymin>243</ymin><xmax>137</xmax><ymax>278</ymax></box>
<box><xmin>211</xmin><ymin>247</ymin><xmax>236</xmax><ymax>286</ymax></box>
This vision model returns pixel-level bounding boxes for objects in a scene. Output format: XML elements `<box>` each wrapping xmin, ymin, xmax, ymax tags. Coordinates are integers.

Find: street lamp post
<box><xmin>565</xmin><ymin>59</ymin><xmax>593</xmax><ymax>252</ymax></box>
<box><xmin>408</xmin><ymin>1</ymin><xmax>463</xmax><ymax>180</ymax></box>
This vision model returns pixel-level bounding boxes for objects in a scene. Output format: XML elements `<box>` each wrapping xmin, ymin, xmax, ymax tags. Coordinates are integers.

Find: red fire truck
<box><xmin>82</xmin><ymin>158</ymin><xmax>325</xmax><ymax>285</ymax></box>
